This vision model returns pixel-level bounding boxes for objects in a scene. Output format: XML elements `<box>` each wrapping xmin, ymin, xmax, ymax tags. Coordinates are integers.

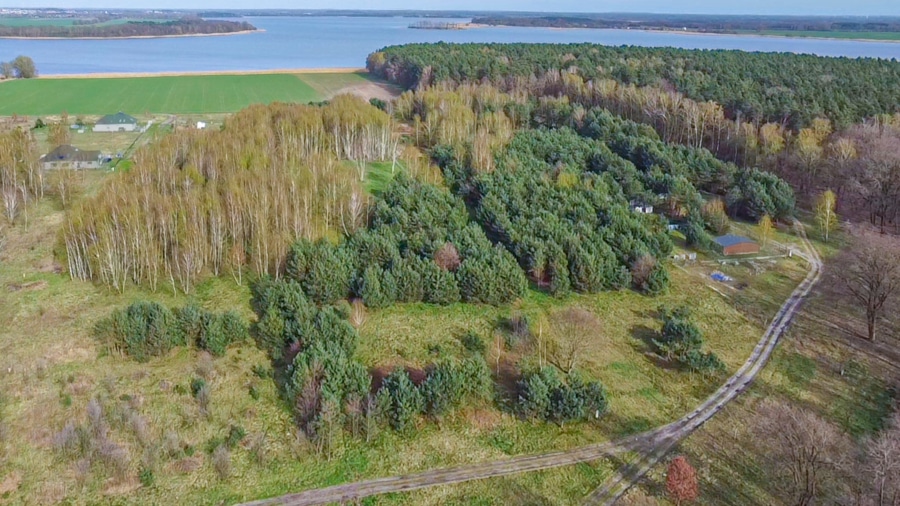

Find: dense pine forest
<box><xmin>368</xmin><ymin>43</ymin><xmax>900</xmax><ymax>128</ymax></box>
<box><xmin>370</xmin><ymin>44</ymin><xmax>900</xmax><ymax>227</ymax></box>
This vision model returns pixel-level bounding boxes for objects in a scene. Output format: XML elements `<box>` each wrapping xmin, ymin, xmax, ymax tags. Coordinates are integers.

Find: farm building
<box><xmin>713</xmin><ymin>235</ymin><xmax>760</xmax><ymax>256</ymax></box>
<box><xmin>41</xmin><ymin>145</ymin><xmax>102</xmax><ymax>170</ymax></box>
<box><xmin>630</xmin><ymin>200</ymin><xmax>654</xmax><ymax>214</ymax></box>
<box><xmin>94</xmin><ymin>112</ymin><xmax>138</xmax><ymax>132</ymax></box>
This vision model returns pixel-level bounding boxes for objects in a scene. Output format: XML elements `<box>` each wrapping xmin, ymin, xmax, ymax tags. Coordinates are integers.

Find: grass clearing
<box><xmin>621</xmin><ymin>225</ymin><xmax>900</xmax><ymax>505</ymax></box>
<box><xmin>0</xmin><ymin>72</ymin><xmax>397</xmax><ymax>116</ymax></box>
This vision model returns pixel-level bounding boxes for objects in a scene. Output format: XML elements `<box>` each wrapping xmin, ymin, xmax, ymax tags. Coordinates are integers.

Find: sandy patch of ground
<box><xmin>327</xmin><ymin>82</ymin><xmax>403</xmax><ymax>102</ymax></box>
<box><xmin>0</xmin><ymin>471</ymin><xmax>22</xmax><ymax>495</ymax></box>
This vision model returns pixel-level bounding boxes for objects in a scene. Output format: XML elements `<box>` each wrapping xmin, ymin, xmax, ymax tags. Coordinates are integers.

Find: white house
<box><xmin>94</xmin><ymin>112</ymin><xmax>138</xmax><ymax>133</ymax></box>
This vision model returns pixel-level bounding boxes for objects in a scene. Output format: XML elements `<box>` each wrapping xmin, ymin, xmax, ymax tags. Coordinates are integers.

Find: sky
<box><xmin>2</xmin><ymin>1</ymin><xmax>900</xmax><ymax>16</ymax></box>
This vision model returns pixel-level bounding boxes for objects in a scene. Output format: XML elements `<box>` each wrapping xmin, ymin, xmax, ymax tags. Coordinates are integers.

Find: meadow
<box><xmin>0</xmin><ymin>71</ymin><xmax>384</xmax><ymax>116</ymax></box>
<box><xmin>0</xmin><ymin>161</ymin><xmax>805</xmax><ymax>504</ymax></box>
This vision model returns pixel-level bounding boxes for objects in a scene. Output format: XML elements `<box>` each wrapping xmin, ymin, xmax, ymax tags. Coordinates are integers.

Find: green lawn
<box><xmin>0</xmin><ymin>72</ymin><xmax>376</xmax><ymax>116</ymax></box>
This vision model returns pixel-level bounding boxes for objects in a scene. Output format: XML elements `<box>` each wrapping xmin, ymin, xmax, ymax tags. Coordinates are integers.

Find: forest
<box><xmin>0</xmin><ymin>17</ymin><xmax>256</xmax><ymax>38</ymax></box>
<box><xmin>370</xmin><ymin>44</ymin><xmax>900</xmax><ymax>229</ymax></box>
<box><xmin>368</xmin><ymin>43</ymin><xmax>900</xmax><ymax>128</ymax></box>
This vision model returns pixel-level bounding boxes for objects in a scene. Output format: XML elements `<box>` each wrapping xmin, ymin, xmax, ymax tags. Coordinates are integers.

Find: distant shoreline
<box><xmin>0</xmin><ymin>28</ymin><xmax>263</xmax><ymax>41</ymax></box>
<box><xmin>464</xmin><ymin>22</ymin><xmax>900</xmax><ymax>44</ymax></box>
<box><xmin>35</xmin><ymin>67</ymin><xmax>366</xmax><ymax>79</ymax></box>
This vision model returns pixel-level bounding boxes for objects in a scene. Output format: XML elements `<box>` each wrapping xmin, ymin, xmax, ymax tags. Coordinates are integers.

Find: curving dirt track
<box><xmin>583</xmin><ymin>221</ymin><xmax>823</xmax><ymax>505</ymax></box>
<box><xmin>239</xmin><ymin>222</ymin><xmax>822</xmax><ymax>506</ymax></box>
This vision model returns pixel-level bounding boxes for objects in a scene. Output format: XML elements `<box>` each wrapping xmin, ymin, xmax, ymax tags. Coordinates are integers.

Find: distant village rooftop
<box><xmin>714</xmin><ymin>234</ymin><xmax>760</xmax><ymax>256</ymax></box>
<box><xmin>96</xmin><ymin>112</ymin><xmax>137</xmax><ymax>125</ymax></box>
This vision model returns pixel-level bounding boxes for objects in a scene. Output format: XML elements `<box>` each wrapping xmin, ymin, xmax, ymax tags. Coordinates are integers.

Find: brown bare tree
<box><xmin>755</xmin><ymin>400</ymin><xmax>851</xmax><ymax>506</ymax></box>
<box><xmin>548</xmin><ymin>307</ymin><xmax>599</xmax><ymax>374</ymax></box>
<box><xmin>666</xmin><ymin>455</ymin><xmax>700</xmax><ymax>506</ymax></box>
<box><xmin>864</xmin><ymin>411</ymin><xmax>900</xmax><ymax>506</ymax></box>
<box><xmin>836</xmin><ymin>228</ymin><xmax>900</xmax><ymax>341</ymax></box>
<box><xmin>434</xmin><ymin>242</ymin><xmax>461</xmax><ymax>271</ymax></box>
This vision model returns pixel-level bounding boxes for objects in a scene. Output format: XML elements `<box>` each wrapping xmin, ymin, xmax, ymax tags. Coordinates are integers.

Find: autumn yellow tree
<box><xmin>815</xmin><ymin>190</ymin><xmax>839</xmax><ymax>243</ymax></box>
<box><xmin>756</xmin><ymin>214</ymin><xmax>774</xmax><ymax>248</ymax></box>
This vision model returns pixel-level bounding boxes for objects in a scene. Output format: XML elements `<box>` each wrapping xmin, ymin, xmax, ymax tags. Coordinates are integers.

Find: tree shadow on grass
<box><xmin>629</xmin><ymin>323</ymin><xmax>680</xmax><ymax>371</ymax></box>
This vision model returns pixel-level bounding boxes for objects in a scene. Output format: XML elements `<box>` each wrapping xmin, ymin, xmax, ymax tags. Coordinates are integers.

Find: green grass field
<box><xmin>0</xmin><ymin>72</ymin><xmax>379</xmax><ymax>116</ymax></box>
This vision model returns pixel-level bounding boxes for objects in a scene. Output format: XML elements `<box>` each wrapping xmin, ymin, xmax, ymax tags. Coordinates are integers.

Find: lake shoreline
<box><xmin>35</xmin><ymin>67</ymin><xmax>366</xmax><ymax>79</ymax></box>
<box><xmin>467</xmin><ymin>23</ymin><xmax>900</xmax><ymax>44</ymax></box>
<box><xmin>0</xmin><ymin>28</ymin><xmax>263</xmax><ymax>41</ymax></box>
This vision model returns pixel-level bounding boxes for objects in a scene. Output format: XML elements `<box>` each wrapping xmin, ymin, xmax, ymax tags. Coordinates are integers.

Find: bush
<box><xmin>96</xmin><ymin>302</ymin><xmax>249</xmax><ymax>361</ymax></box>
<box><xmin>287</xmin><ymin>239</ymin><xmax>354</xmax><ymax>305</ymax></box>
<box><xmin>226</xmin><ymin>425</ymin><xmax>246</xmax><ymax>449</ymax></box>
<box><xmin>358</xmin><ymin>266</ymin><xmax>396</xmax><ymax>309</ymax></box>
<box><xmin>457</xmin><ymin>246</ymin><xmax>527</xmax><ymax>305</ymax></box>
<box><xmin>377</xmin><ymin>368</ymin><xmax>424</xmax><ymax>431</ymax></box>
<box><xmin>95</xmin><ymin>301</ymin><xmax>184</xmax><ymax>362</ymax></box>
<box><xmin>212</xmin><ymin>445</ymin><xmax>231</xmax><ymax>479</ymax></box>
<box><xmin>461</xmin><ymin>331</ymin><xmax>486</xmax><ymax>355</ymax></box>
<box><xmin>653</xmin><ymin>305</ymin><xmax>723</xmax><ymax>373</ymax></box>
<box><xmin>516</xmin><ymin>367</ymin><xmax>609</xmax><ymax>424</ymax></box>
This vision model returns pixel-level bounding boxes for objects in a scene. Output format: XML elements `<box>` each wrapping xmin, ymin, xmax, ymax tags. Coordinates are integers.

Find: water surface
<box><xmin>2</xmin><ymin>16</ymin><xmax>898</xmax><ymax>75</ymax></box>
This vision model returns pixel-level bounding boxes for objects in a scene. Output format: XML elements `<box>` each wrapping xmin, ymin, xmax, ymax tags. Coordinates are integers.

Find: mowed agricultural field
<box><xmin>0</xmin><ymin>71</ymin><xmax>393</xmax><ymax>116</ymax></box>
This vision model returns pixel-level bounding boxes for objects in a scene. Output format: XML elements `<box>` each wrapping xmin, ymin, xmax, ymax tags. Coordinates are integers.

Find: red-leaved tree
<box><xmin>667</xmin><ymin>455</ymin><xmax>700</xmax><ymax>505</ymax></box>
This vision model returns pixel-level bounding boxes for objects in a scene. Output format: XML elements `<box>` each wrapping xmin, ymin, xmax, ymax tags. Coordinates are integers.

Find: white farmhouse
<box><xmin>94</xmin><ymin>112</ymin><xmax>138</xmax><ymax>133</ymax></box>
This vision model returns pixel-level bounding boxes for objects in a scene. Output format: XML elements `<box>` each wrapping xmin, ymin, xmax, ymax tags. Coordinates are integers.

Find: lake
<box><xmin>3</xmin><ymin>16</ymin><xmax>899</xmax><ymax>75</ymax></box>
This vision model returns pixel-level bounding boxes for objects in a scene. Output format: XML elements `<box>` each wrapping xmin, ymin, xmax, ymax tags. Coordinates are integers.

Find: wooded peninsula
<box><xmin>0</xmin><ymin>17</ymin><xmax>257</xmax><ymax>39</ymax></box>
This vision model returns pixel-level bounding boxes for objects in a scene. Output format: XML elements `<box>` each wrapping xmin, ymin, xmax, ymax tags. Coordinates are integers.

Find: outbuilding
<box><xmin>713</xmin><ymin>235</ymin><xmax>760</xmax><ymax>256</ymax></box>
<box><xmin>41</xmin><ymin>145</ymin><xmax>102</xmax><ymax>170</ymax></box>
<box><xmin>94</xmin><ymin>112</ymin><xmax>138</xmax><ymax>132</ymax></box>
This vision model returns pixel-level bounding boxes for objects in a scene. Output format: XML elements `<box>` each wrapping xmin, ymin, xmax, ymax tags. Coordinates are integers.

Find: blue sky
<box><xmin>2</xmin><ymin>1</ymin><xmax>900</xmax><ymax>16</ymax></box>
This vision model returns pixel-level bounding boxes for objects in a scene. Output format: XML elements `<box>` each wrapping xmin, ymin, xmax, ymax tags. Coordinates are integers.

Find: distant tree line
<box><xmin>471</xmin><ymin>15</ymin><xmax>900</xmax><ymax>34</ymax></box>
<box><xmin>368</xmin><ymin>43</ymin><xmax>900</xmax><ymax>128</ymax></box>
<box><xmin>0</xmin><ymin>17</ymin><xmax>256</xmax><ymax>38</ymax></box>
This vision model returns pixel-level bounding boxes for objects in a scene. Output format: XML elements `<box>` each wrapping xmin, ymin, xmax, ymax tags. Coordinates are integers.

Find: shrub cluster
<box><xmin>94</xmin><ymin>301</ymin><xmax>248</xmax><ymax>361</ymax></box>
<box><xmin>251</xmin><ymin>278</ymin><xmax>494</xmax><ymax>438</ymax></box>
<box><xmin>377</xmin><ymin>357</ymin><xmax>493</xmax><ymax>431</ymax></box>
<box><xmin>653</xmin><ymin>306</ymin><xmax>725</xmax><ymax>373</ymax></box>
<box><xmin>516</xmin><ymin>367</ymin><xmax>608</xmax><ymax>424</ymax></box>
